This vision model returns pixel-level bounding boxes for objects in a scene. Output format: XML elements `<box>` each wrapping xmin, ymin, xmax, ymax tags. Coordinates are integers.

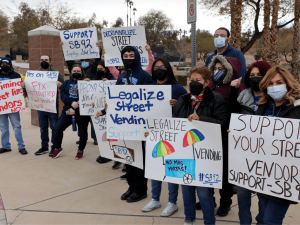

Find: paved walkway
<box><xmin>0</xmin><ymin>109</ymin><xmax>299</xmax><ymax>225</ymax></box>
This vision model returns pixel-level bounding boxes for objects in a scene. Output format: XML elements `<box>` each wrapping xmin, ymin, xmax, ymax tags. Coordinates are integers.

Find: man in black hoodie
<box><xmin>116</xmin><ymin>46</ymin><xmax>152</xmax><ymax>203</ymax></box>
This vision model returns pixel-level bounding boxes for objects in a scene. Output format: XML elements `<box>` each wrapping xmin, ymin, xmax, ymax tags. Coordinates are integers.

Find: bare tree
<box><xmin>261</xmin><ymin>0</ymin><xmax>270</xmax><ymax>61</ymax></box>
<box><xmin>291</xmin><ymin>0</ymin><xmax>300</xmax><ymax>80</ymax></box>
<box><xmin>269</xmin><ymin>0</ymin><xmax>279</xmax><ymax>66</ymax></box>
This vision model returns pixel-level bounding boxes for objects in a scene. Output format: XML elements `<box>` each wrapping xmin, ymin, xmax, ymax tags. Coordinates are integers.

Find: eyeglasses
<box><xmin>214</xmin><ymin>34</ymin><xmax>227</xmax><ymax>38</ymax></box>
<box><xmin>153</xmin><ymin>65</ymin><xmax>166</xmax><ymax>70</ymax></box>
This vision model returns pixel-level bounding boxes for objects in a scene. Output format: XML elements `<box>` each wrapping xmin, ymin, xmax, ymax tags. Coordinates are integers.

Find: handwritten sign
<box><xmin>78</xmin><ymin>80</ymin><xmax>116</xmax><ymax>115</ymax></box>
<box><xmin>101</xmin><ymin>26</ymin><xmax>149</xmax><ymax>66</ymax></box>
<box><xmin>0</xmin><ymin>79</ymin><xmax>26</xmax><ymax>115</ymax></box>
<box><xmin>229</xmin><ymin>114</ymin><xmax>300</xmax><ymax>203</ymax></box>
<box><xmin>145</xmin><ymin>117</ymin><xmax>223</xmax><ymax>188</ymax></box>
<box><xmin>60</xmin><ymin>27</ymin><xmax>99</xmax><ymax>61</ymax></box>
<box><xmin>91</xmin><ymin>115</ymin><xmax>144</xmax><ymax>169</ymax></box>
<box><xmin>25</xmin><ymin>71</ymin><xmax>58</xmax><ymax>113</ymax></box>
<box><xmin>106</xmin><ymin>85</ymin><xmax>172</xmax><ymax>141</ymax></box>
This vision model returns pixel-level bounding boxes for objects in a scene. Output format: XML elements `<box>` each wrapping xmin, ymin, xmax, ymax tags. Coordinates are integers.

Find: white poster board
<box><xmin>92</xmin><ymin>115</ymin><xmax>144</xmax><ymax>169</ymax></box>
<box><xmin>229</xmin><ymin>114</ymin><xmax>300</xmax><ymax>203</ymax></box>
<box><xmin>78</xmin><ymin>80</ymin><xmax>116</xmax><ymax>115</ymax></box>
<box><xmin>145</xmin><ymin>117</ymin><xmax>223</xmax><ymax>188</ymax></box>
<box><xmin>0</xmin><ymin>79</ymin><xmax>26</xmax><ymax>114</ymax></box>
<box><xmin>101</xmin><ymin>26</ymin><xmax>148</xmax><ymax>66</ymax></box>
<box><xmin>60</xmin><ymin>27</ymin><xmax>99</xmax><ymax>61</ymax></box>
<box><xmin>25</xmin><ymin>71</ymin><xmax>58</xmax><ymax>113</ymax></box>
<box><xmin>106</xmin><ymin>85</ymin><xmax>172</xmax><ymax>141</ymax></box>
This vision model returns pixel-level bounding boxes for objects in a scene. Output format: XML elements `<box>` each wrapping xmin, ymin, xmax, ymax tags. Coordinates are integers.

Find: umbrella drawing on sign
<box><xmin>183</xmin><ymin>129</ymin><xmax>205</xmax><ymax>160</ymax></box>
<box><xmin>102</xmin><ymin>132</ymin><xmax>119</xmax><ymax>149</ymax></box>
<box><xmin>152</xmin><ymin>140</ymin><xmax>175</xmax><ymax>165</ymax></box>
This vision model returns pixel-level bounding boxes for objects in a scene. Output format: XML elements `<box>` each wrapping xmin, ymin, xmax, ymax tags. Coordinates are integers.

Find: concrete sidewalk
<box><xmin>0</xmin><ymin>109</ymin><xmax>298</xmax><ymax>225</ymax></box>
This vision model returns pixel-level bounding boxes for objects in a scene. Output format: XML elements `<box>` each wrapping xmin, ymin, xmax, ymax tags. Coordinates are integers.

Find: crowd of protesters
<box><xmin>0</xmin><ymin>26</ymin><xmax>298</xmax><ymax>225</ymax></box>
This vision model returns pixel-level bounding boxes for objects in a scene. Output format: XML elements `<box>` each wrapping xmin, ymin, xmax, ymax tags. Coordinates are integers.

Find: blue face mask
<box><xmin>213</xmin><ymin>70</ymin><xmax>226</xmax><ymax>82</ymax></box>
<box><xmin>214</xmin><ymin>36</ymin><xmax>227</xmax><ymax>48</ymax></box>
<box><xmin>81</xmin><ymin>61</ymin><xmax>89</xmax><ymax>68</ymax></box>
<box><xmin>267</xmin><ymin>84</ymin><xmax>287</xmax><ymax>101</ymax></box>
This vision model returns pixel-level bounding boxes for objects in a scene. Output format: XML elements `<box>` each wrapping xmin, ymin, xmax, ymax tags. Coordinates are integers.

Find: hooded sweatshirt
<box><xmin>205</xmin><ymin>44</ymin><xmax>247</xmax><ymax>83</ymax></box>
<box><xmin>116</xmin><ymin>46</ymin><xmax>152</xmax><ymax>85</ymax></box>
<box><xmin>60</xmin><ymin>77</ymin><xmax>79</xmax><ymax>110</ymax></box>
<box><xmin>208</xmin><ymin>55</ymin><xmax>245</xmax><ymax>104</ymax></box>
<box><xmin>0</xmin><ymin>67</ymin><xmax>21</xmax><ymax>80</ymax></box>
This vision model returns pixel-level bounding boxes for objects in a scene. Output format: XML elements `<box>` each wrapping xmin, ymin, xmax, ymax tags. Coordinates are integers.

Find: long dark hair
<box><xmin>151</xmin><ymin>58</ymin><xmax>177</xmax><ymax>84</ymax></box>
<box><xmin>97</xmin><ymin>60</ymin><xmax>110</xmax><ymax>76</ymax></box>
<box><xmin>71</xmin><ymin>64</ymin><xmax>86</xmax><ymax>80</ymax></box>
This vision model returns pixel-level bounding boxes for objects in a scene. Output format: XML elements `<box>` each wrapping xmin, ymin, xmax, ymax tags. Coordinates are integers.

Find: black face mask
<box><xmin>189</xmin><ymin>81</ymin><xmax>204</xmax><ymax>96</ymax></box>
<box><xmin>249</xmin><ymin>77</ymin><xmax>263</xmax><ymax>92</ymax></box>
<box><xmin>1</xmin><ymin>65</ymin><xmax>10</xmax><ymax>73</ymax></box>
<box><xmin>97</xmin><ymin>70</ymin><xmax>105</xmax><ymax>78</ymax></box>
<box><xmin>123</xmin><ymin>59</ymin><xmax>135</xmax><ymax>69</ymax></box>
<box><xmin>72</xmin><ymin>73</ymin><xmax>81</xmax><ymax>79</ymax></box>
<box><xmin>154</xmin><ymin>69</ymin><xmax>168</xmax><ymax>81</ymax></box>
<box><xmin>41</xmin><ymin>61</ymin><xmax>49</xmax><ymax>69</ymax></box>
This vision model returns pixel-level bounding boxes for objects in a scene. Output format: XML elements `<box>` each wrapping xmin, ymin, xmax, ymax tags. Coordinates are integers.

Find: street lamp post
<box><xmin>133</xmin><ymin>8</ymin><xmax>137</xmax><ymax>26</ymax></box>
<box><xmin>129</xmin><ymin>1</ymin><xmax>134</xmax><ymax>26</ymax></box>
<box><xmin>125</xmin><ymin>0</ymin><xmax>130</xmax><ymax>27</ymax></box>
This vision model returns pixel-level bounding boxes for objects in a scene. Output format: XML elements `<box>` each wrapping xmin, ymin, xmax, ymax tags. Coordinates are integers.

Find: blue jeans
<box><xmin>181</xmin><ymin>185</ymin><xmax>215</xmax><ymax>225</ymax></box>
<box><xmin>237</xmin><ymin>187</ymin><xmax>252</xmax><ymax>225</ymax></box>
<box><xmin>151</xmin><ymin>180</ymin><xmax>179</xmax><ymax>203</ymax></box>
<box><xmin>256</xmin><ymin>195</ymin><xmax>290</xmax><ymax>225</ymax></box>
<box><xmin>0</xmin><ymin>112</ymin><xmax>25</xmax><ymax>150</ymax></box>
<box><xmin>37</xmin><ymin>110</ymin><xmax>58</xmax><ymax>149</ymax></box>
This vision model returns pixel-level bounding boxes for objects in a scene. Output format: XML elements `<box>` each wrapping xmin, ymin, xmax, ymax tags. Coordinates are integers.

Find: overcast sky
<box><xmin>5</xmin><ymin>0</ymin><xmax>293</xmax><ymax>34</ymax></box>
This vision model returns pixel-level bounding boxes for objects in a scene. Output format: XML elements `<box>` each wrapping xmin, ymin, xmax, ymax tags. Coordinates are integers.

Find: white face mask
<box><xmin>267</xmin><ymin>84</ymin><xmax>288</xmax><ymax>101</ymax></box>
<box><xmin>214</xmin><ymin>36</ymin><xmax>227</xmax><ymax>48</ymax></box>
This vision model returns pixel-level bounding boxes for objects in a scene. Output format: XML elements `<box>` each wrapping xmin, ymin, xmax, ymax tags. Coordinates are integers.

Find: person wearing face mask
<box><xmin>205</xmin><ymin>27</ymin><xmax>247</xmax><ymax>83</ymax></box>
<box><xmin>172</xmin><ymin>66</ymin><xmax>227</xmax><ymax>225</ymax></box>
<box><xmin>21</xmin><ymin>54</ymin><xmax>64</xmax><ymax>157</ymax></box>
<box><xmin>227</xmin><ymin>61</ymin><xmax>271</xmax><ymax>225</ymax></box>
<box><xmin>0</xmin><ymin>56</ymin><xmax>28</xmax><ymax>155</ymax></box>
<box><xmin>205</xmin><ymin>55</ymin><xmax>245</xmax><ymax>216</ymax></box>
<box><xmin>112</xmin><ymin>46</ymin><xmax>152</xmax><ymax>203</ymax></box>
<box><xmin>102</xmin><ymin>44</ymin><xmax>154</xmax><ymax>79</ymax></box>
<box><xmin>141</xmin><ymin>58</ymin><xmax>187</xmax><ymax>217</ymax></box>
<box><xmin>51</xmin><ymin>65</ymin><xmax>91</xmax><ymax>160</ymax></box>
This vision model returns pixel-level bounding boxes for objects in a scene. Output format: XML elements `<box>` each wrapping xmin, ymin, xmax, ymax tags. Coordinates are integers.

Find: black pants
<box><xmin>213</xmin><ymin>153</ymin><xmax>233</xmax><ymax>208</ymax></box>
<box><xmin>126</xmin><ymin>141</ymin><xmax>148</xmax><ymax>195</ymax></box>
<box><xmin>52</xmin><ymin>109</ymin><xmax>90</xmax><ymax>151</ymax></box>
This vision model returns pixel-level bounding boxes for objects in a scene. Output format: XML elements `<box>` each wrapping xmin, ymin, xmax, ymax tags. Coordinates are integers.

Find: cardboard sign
<box><xmin>60</xmin><ymin>27</ymin><xmax>99</xmax><ymax>61</ymax></box>
<box><xmin>229</xmin><ymin>114</ymin><xmax>300</xmax><ymax>203</ymax></box>
<box><xmin>106</xmin><ymin>85</ymin><xmax>172</xmax><ymax>141</ymax></box>
<box><xmin>91</xmin><ymin>115</ymin><xmax>144</xmax><ymax>169</ymax></box>
<box><xmin>101</xmin><ymin>26</ymin><xmax>148</xmax><ymax>66</ymax></box>
<box><xmin>25</xmin><ymin>71</ymin><xmax>58</xmax><ymax>113</ymax></box>
<box><xmin>78</xmin><ymin>80</ymin><xmax>116</xmax><ymax>115</ymax></box>
<box><xmin>145</xmin><ymin>117</ymin><xmax>223</xmax><ymax>188</ymax></box>
<box><xmin>0</xmin><ymin>79</ymin><xmax>26</xmax><ymax>114</ymax></box>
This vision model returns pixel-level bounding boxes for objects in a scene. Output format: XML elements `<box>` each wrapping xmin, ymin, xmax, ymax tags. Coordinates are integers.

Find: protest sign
<box><xmin>91</xmin><ymin>115</ymin><xmax>143</xmax><ymax>169</ymax></box>
<box><xmin>60</xmin><ymin>27</ymin><xmax>99</xmax><ymax>61</ymax></box>
<box><xmin>101</xmin><ymin>26</ymin><xmax>148</xmax><ymax>66</ymax></box>
<box><xmin>0</xmin><ymin>79</ymin><xmax>26</xmax><ymax>114</ymax></box>
<box><xmin>78</xmin><ymin>80</ymin><xmax>116</xmax><ymax>115</ymax></box>
<box><xmin>145</xmin><ymin>117</ymin><xmax>223</xmax><ymax>188</ymax></box>
<box><xmin>229</xmin><ymin>114</ymin><xmax>300</xmax><ymax>203</ymax></box>
<box><xmin>25</xmin><ymin>71</ymin><xmax>58</xmax><ymax>113</ymax></box>
<box><xmin>106</xmin><ymin>85</ymin><xmax>172</xmax><ymax>141</ymax></box>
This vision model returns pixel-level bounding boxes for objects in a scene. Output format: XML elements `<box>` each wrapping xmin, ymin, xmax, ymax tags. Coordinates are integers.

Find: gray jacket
<box><xmin>237</xmin><ymin>88</ymin><xmax>255</xmax><ymax>113</ymax></box>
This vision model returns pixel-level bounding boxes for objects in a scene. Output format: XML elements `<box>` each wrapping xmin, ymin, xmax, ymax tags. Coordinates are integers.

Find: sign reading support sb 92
<box><xmin>60</xmin><ymin>27</ymin><xmax>100</xmax><ymax>61</ymax></box>
<box><xmin>101</xmin><ymin>26</ymin><xmax>149</xmax><ymax>67</ymax></box>
<box><xmin>187</xmin><ymin>0</ymin><xmax>197</xmax><ymax>24</ymax></box>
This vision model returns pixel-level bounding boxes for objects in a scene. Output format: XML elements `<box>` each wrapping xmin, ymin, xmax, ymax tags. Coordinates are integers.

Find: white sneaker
<box><xmin>183</xmin><ymin>220</ymin><xmax>196</xmax><ymax>225</ymax></box>
<box><xmin>141</xmin><ymin>199</ymin><xmax>161</xmax><ymax>212</ymax></box>
<box><xmin>160</xmin><ymin>202</ymin><xmax>178</xmax><ymax>217</ymax></box>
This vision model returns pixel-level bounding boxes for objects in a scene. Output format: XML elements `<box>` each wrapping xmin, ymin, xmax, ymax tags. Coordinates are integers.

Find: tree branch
<box><xmin>277</xmin><ymin>18</ymin><xmax>295</xmax><ymax>28</ymax></box>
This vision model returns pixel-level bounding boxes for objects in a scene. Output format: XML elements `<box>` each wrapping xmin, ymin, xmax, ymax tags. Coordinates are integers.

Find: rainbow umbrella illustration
<box><xmin>102</xmin><ymin>132</ymin><xmax>118</xmax><ymax>149</ymax></box>
<box><xmin>183</xmin><ymin>129</ymin><xmax>205</xmax><ymax>160</ymax></box>
<box><xmin>152</xmin><ymin>140</ymin><xmax>175</xmax><ymax>165</ymax></box>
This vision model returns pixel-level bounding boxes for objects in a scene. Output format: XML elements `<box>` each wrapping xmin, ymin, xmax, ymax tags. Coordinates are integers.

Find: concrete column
<box><xmin>28</xmin><ymin>25</ymin><xmax>64</xmax><ymax>126</ymax></box>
